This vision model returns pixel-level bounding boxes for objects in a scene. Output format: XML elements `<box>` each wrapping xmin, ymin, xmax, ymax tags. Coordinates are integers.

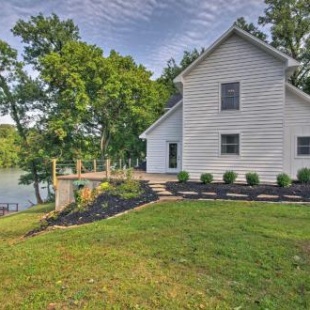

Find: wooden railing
<box><xmin>0</xmin><ymin>203</ymin><xmax>19</xmax><ymax>216</ymax></box>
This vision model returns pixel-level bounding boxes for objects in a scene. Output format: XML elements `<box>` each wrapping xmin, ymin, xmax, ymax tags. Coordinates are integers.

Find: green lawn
<box><xmin>0</xmin><ymin>201</ymin><xmax>309</xmax><ymax>309</ymax></box>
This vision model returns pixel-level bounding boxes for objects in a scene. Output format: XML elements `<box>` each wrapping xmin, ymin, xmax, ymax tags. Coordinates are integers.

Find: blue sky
<box><xmin>0</xmin><ymin>0</ymin><xmax>266</xmax><ymax>123</ymax></box>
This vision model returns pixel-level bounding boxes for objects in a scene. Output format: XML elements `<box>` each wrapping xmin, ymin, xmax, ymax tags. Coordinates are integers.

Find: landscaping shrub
<box><xmin>245</xmin><ymin>172</ymin><xmax>260</xmax><ymax>186</ymax></box>
<box><xmin>177</xmin><ymin>171</ymin><xmax>189</xmax><ymax>183</ymax></box>
<box><xmin>297</xmin><ymin>167</ymin><xmax>310</xmax><ymax>184</ymax></box>
<box><xmin>200</xmin><ymin>173</ymin><xmax>213</xmax><ymax>184</ymax></box>
<box><xmin>223</xmin><ymin>171</ymin><xmax>238</xmax><ymax>184</ymax></box>
<box><xmin>113</xmin><ymin>179</ymin><xmax>141</xmax><ymax>199</ymax></box>
<box><xmin>277</xmin><ymin>173</ymin><xmax>292</xmax><ymax>187</ymax></box>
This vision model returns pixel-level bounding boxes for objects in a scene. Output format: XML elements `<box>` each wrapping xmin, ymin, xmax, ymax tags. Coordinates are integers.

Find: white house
<box><xmin>140</xmin><ymin>25</ymin><xmax>310</xmax><ymax>182</ymax></box>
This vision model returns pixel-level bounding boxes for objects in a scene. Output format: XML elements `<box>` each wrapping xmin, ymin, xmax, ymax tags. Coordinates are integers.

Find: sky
<box><xmin>0</xmin><ymin>0</ymin><xmax>267</xmax><ymax>124</ymax></box>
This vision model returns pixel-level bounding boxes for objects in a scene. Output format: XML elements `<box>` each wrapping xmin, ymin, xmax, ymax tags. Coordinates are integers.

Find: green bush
<box><xmin>277</xmin><ymin>173</ymin><xmax>292</xmax><ymax>187</ymax></box>
<box><xmin>245</xmin><ymin>172</ymin><xmax>260</xmax><ymax>186</ymax></box>
<box><xmin>114</xmin><ymin>179</ymin><xmax>141</xmax><ymax>199</ymax></box>
<box><xmin>200</xmin><ymin>173</ymin><xmax>213</xmax><ymax>184</ymax></box>
<box><xmin>177</xmin><ymin>171</ymin><xmax>189</xmax><ymax>183</ymax></box>
<box><xmin>297</xmin><ymin>167</ymin><xmax>310</xmax><ymax>184</ymax></box>
<box><xmin>223</xmin><ymin>171</ymin><xmax>238</xmax><ymax>184</ymax></box>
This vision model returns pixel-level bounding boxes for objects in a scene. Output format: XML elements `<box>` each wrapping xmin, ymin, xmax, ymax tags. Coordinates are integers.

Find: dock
<box><xmin>0</xmin><ymin>203</ymin><xmax>19</xmax><ymax>216</ymax></box>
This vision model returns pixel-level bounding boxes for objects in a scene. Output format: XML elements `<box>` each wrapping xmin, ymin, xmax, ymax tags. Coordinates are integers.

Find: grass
<box><xmin>0</xmin><ymin>201</ymin><xmax>309</xmax><ymax>309</ymax></box>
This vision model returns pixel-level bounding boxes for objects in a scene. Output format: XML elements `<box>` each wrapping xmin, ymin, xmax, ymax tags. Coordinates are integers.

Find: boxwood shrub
<box><xmin>200</xmin><ymin>173</ymin><xmax>213</xmax><ymax>184</ymax></box>
<box><xmin>276</xmin><ymin>173</ymin><xmax>292</xmax><ymax>187</ymax></box>
<box><xmin>297</xmin><ymin>167</ymin><xmax>310</xmax><ymax>184</ymax></box>
<box><xmin>177</xmin><ymin>171</ymin><xmax>189</xmax><ymax>183</ymax></box>
<box><xmin>245</xmin><ymin>172</ymin><xmax>260</xmax><ymax>186</ymax></box>
<box><xmin>223</xmin><ymin>171</ymin><xmax>238</xmax><ymax>184</ymax></box>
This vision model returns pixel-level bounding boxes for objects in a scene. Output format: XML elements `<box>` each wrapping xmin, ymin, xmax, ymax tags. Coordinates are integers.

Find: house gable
<box><xmin>174</xmin><ymin>26</ymin><xmax>299</xmax><ymax>91</ymax></box>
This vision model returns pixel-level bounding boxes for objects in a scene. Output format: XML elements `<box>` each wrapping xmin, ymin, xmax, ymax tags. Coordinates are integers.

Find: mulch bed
<box><xmin>26</xmin><ymin>182</ymin><xmax>158</xmax><ymax>236</ymax></box>
<box><xmin>166</xmin><ymin>182</ymin><xmax>310</xmax><ymax>203</ymax></box>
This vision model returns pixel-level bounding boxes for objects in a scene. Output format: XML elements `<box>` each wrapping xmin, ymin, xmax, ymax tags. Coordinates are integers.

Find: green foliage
<box><xmin>158</xmin><ymin>48</ymin><xmax>204</xmax><ymax>95</ymax></box>
<box><xmin>0</xmin><ymin>124</ymin><xmax>20</xmax><ymax>168</ymax></box>
<box><xmin>277</xmin><ymin>173</ymin><xmax>292</xmax><ymax>187</ymax></box>
<box><xmin>223</xmin><ymin>171</ymin><xmax>238</xmax><ymax>184</ymax></box>
<box><xmin>297</xmin><ymin>167</ymin><xmax>310</xmax><ymax>184</ymax></box>
<box><xmin>200</xmin><ymin>173</ymin><xmax>213</xmax><ymax>184</ymax></box>
<box><xmin>178</xmin><ymin>171</ymin><xmax>189</xmax><ymax>183</ymax></box>
<box><xmin>99</xmin><ymin>181</ymin><xmax>112</xmax><ymax>191</ymax></box>
<box><xmin>234</xmin><ymin>17</ymin><xmax>267</xmax><ymax>42</ymax></box>
<box><xmin>245</xmin><ymin>172</ymin><xmax>260</xmax><ymax>186</ymax></box>
<box><xmin>113</xmin><ymin>179</ymin><xmax>141</xmax><ymax>199</ymax></box>
<box><xmin>12</xmin><ymin>13</ymin><xmax>80</xmax><ymax>68</ymax></box>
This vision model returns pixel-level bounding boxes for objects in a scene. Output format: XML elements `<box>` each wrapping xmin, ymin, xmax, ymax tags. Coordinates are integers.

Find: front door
<box><xmin>166</xmin><ymin>142</ymin><xmax>181</xmax><ymax>173</ymax></box>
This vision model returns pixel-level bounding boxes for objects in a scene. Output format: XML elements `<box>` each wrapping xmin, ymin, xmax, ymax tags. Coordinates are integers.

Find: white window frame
<box><xmin>219</xmin><ymin>132</ymin><xmax>241</xmax><ymax>157</ymax></box>
<box><xmin>219</xmin><ymin>80</ymin><xmax>242</xmax><ymax>112</ymax></box>
<box><xmin>295</xmin><ymin>135</ymin><xmax>310</xmax><ymax>158</ymax></box>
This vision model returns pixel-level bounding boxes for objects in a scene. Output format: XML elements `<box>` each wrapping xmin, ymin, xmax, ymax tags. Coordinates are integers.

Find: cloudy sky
<box><xmin>0</xmin><ymin>0</ymin><xmax>266</xmax><ymax>123</ymax></box>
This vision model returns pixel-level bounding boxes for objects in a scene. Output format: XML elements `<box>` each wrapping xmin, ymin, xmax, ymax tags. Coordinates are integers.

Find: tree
<box><xmin>0</xmin><ymin>124</ymin><xmax>20</xmax><ymax>168</ymax></box>
<box><xmin>0</xmin><ymin>40</ymin><xmax>45</xmax><ymax>203</ymax></box>
<box><xmin>12</xmin><ymin>13</ymin><xmax>80</xmax><ymax>68</ymax></box>
<box><xmin>40</xmin><ymin>43</ymin><xmax>168</xmax><ymax>160</ymax></box>
<box><xmin>158</xmin><ymin>48</ymin><xmax>205</xmax><ymax>95</ymax></box>
<box><xmin>234</xmin><ymin>17</ymin><xmax>268</xmax><ymax>42</ymax></box>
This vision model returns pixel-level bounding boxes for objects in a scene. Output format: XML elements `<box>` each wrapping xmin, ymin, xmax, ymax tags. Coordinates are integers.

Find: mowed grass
<box><xmin>0</xmin><ymin>201</ymin><xmax>309</xmax><ymax>309</ymax></box>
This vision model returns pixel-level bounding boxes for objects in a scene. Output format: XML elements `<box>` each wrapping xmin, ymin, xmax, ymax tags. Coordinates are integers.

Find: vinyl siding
<box><xmin>183</xmin><ymin>34</ymin><xmax>285</xmax><ymax>182</ymax></box>
<box><xmin>146</xmin><ymin>104</ymin><xmax>182</xmax><ymax>173</ymax></box>
<box><xmin>284</xmin><ymin>89</ymin><xmax>310</xmax><ymax>178</ymax></box>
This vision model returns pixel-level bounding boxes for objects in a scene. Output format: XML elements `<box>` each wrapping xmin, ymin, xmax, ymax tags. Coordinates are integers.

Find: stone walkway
<box><xmin>147</xmin><ymin>182</ymin><xmax>183</xmax><ymax>201</ymax></box>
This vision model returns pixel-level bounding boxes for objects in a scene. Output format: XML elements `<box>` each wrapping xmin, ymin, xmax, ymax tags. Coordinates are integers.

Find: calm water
<box><xmin>0</xmin><ymin>168</ymin><xmax>48</xmax><ymax>211</ymax></box>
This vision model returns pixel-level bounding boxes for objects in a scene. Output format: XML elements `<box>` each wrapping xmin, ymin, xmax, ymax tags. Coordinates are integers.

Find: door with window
<box><xmin>166</xmin><ymin>142</ymin><xmax>181</xmax><ymax>173</ymax></box>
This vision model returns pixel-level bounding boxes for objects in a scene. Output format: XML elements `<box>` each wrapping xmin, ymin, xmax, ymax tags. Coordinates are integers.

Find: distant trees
<box><xmin>0</xmin><ymin>124</ymin><xmax>20</xmax><ymax>168</ymax></box>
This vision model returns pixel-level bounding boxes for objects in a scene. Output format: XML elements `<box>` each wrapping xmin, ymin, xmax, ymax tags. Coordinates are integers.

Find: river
<box><xmin>0</xmin><ymin>168</ymin><xmax>48</xmax><ymax>211</ymax></box>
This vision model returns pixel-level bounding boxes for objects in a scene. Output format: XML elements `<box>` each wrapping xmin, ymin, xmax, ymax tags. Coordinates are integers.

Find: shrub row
<box><xmin>177</xmin><ymin>167</ymin><xmax>310</xmax><ymax>187</ymax></box>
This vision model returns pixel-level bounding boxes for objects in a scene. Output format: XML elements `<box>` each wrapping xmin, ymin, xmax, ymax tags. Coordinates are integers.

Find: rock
<box><xmin>47</xmin><ymin>303</ymin><xmax>57</xmax><ymax>310</ymax></box>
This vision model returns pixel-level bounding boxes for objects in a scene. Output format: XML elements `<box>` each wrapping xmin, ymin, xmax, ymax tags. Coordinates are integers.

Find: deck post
<box><xmin>105</xmin><ymin>157</ymin><xmax>111</xmax><ymax>180</ymax></box>
<box><xmin>77</xmin><ymin>159</ymin><xmax>82</xmax><ymax>180</ymax></box>
<box><xmin>52</xmin><ymin>158</ymin><xmax>58</xmax><ymax>190</ymax></box>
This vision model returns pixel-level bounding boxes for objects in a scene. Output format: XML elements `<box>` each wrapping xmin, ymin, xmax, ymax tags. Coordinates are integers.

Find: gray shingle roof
<box><xmin>165</xmin><ymin>93</ymin><xmax>182</xmax><ymax>109</ymax></box>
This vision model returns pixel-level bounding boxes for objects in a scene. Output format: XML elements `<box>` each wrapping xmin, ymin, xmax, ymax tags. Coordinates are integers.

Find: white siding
<box><xmin>146</xmin><ymin>105</ymin><xmax>182</xmax><ymax>173</ymax></box>
<box><xmin>284</xmin><ymin>89</ymin><xmax>310</xmax><ymax>178</ymax></box>
<box><xmin>183</xmin><ymin>34</ymin><xmax>285</xmax><ymax>182</ymax></box>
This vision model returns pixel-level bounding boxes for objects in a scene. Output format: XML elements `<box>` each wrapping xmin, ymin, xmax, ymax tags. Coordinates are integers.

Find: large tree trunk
<box><xmin>31</xmin><ymin>161</ymin><xmax>43</xmax><ymax>204</ymax></box>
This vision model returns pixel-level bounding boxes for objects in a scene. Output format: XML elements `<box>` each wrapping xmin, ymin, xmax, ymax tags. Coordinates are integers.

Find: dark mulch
<box><xmin>166</xmin><ymin>181</ymin><xmax>310</xmax><ymax>202</ymax></box>
<box><xmin>26</xmin><ymin>182</ymin><xmax>158</xmax><ymax>236</ymax></box>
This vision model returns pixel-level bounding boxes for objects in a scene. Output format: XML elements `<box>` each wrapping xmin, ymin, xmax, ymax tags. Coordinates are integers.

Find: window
<box><xmin>297</xmin><ymin>137</ymin><xmax>310</xmax><ymax>156</ymax></box>
<box><xmin>221</xmin><ymin>82</ymin><xmax>240</xmax><ymax>110</ymax></box>
<box><xmin>221</xmin><ymin>134</ymin><xmax>239</xmax><ymax>155</ymax></box>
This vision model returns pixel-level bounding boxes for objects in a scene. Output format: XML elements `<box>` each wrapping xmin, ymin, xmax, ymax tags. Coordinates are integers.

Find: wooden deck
<box><xmin>57</xmin><ymin>171</ymin><xmax>178</xmax><ymax>183</ymax></box>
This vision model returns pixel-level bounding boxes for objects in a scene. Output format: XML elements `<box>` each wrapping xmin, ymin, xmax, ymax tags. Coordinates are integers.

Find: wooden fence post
<box><xmin>93</xmin><ymin>159</ymin><xmax>97</xmax><ymax>172</ymax></box>
<box><xmin>52</xmin><ymin>158</ymin><xmax>57</xmax><ymax>190</ymax></box>
<box><xmin>77</xmin><ymin>159</ymin><xmax>82</xmax><ymax>180</ymax></box>
<box><xmin>105</xmin><ymin>158</ymin><xmax>111</xmax><ymax>180</ymax></box>
<box><xmin>128</xmin><ymin>158</ymin><xmax>132</xmax><ymax>168</ymax></box>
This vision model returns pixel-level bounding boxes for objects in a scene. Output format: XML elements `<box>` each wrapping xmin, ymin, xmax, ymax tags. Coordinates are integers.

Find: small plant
<box><xmin>200</xmin><ymin>173</ymin><xmax>213</xmax><ymax>184</ymax></box>
<box><xmin>223</xmin><ymin>171</ymin><xmax>238</xmax><ymax>184</ymax></box>
<box><xmin>178</xmin><ymin>171</ymin><xmax>189</xmax><ymax>183</ymax></box>
<box><xmin>297</xmin><ymin>167</ymin><xmax>310</xmax><ymax>184</ymax></box>
<box><xmin>114</xmin><ymin>179</ymin><xmax>141</xmax><ymax>199</ymax></box>
<box><xmin>99</xmin><ymin>181</ymin><xmax>111</xmax><ymax>191</ymax></box>
<box><xmin>73</xmin><ymin>179</ymin><xmax>90</xmax><ymax>189</ymax></box>
<box><xmin>245</xmin><ymin>172</ymin><xmax>260</xmax><ymax>186</ymax></box>
<box><xmin>277</xmin><ymin>173</ymin><xmax>292</xmax><ymax>187</ymax></box>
